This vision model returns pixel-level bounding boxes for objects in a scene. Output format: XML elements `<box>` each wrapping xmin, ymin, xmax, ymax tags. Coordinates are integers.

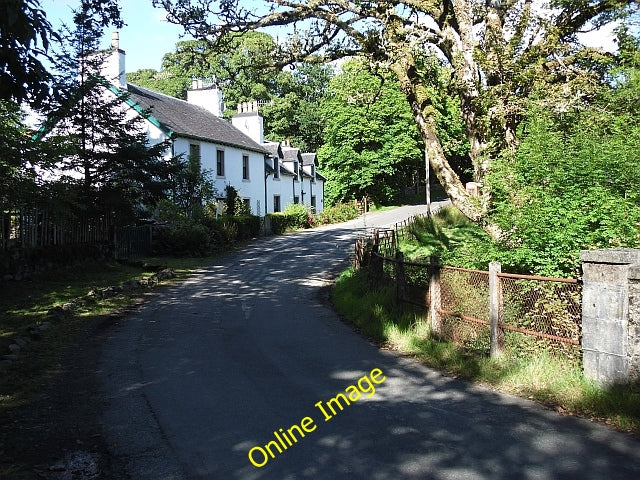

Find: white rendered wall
<box><xmin>173</xmin><ymin>138</ymin><xmax>265</xmax><ymax>215</ymax></box>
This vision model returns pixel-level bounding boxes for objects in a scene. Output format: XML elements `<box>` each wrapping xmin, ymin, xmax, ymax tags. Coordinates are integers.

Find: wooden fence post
<box><xmin>396</xmin><ymin>251</ymin><xmax>406</xmax><ymax>302</ymax></box>
<box><xmin>368</xmin><ymin>247</ymin><xmax>383</xmax><ymax>285</ymax></box>
<box><xmin>489</xmin><ymin>261</ymin><xmax>505</xmax><ymax>357</ymax></box>
<box><xmin>429</xmin><ymin>256</ymin><xmax>441</xmax><ymax>337</ymax></box>
<box><xmin>354</xmin><ymin>238</ymin><xmax>363</xmax><ymax>269</ymax></box>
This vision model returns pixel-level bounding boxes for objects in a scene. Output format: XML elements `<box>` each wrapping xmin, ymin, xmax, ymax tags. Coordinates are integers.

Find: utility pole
<box><xmin>425</xmin><ymin>147</ymin><xmax>432</xmax><ymax>216</ymax></box>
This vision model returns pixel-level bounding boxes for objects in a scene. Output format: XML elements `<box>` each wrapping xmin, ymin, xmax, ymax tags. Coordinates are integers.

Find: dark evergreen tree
<box><xmin>43</xmin><ymin>0</ymin><xmax>175</xmax><ymax>224</ymax></box>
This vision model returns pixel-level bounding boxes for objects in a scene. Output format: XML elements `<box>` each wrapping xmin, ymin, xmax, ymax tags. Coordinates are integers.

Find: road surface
<box><xmin>99</xmin><ymin>204</ymin><xmax>640</xmax><ymax>479</ymax></box>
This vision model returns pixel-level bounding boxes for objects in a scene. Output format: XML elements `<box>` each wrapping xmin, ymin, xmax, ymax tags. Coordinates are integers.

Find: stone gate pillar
<box><xmin>580</xmin><ymin>248</ymin><xmax>640</xmax><ymax>384</ymax></box>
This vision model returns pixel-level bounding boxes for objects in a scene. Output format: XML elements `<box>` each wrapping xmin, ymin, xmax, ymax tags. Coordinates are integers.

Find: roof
<box><xmin>279</xmin><ymin>162</ymin><xmax>296</xmax><ymax>176</ymax></box>
<box><xmin>281</xmin><ymin>146</ymin><xmax>301</xmax><ymax>162</ymax></box>
<box><xmin>301</xmin><ymin>153</ymin><xmax>317</xmax><ymax>166</ymax></box>
<box><xmin>262</xmin><ymin>141</ymin><xmax>282</xmax><ymax>158</ymax></box>
<box><xmin>126</xmin><ymin>83</ymin><xmax>267</xmax><ymax>154</ymax></box>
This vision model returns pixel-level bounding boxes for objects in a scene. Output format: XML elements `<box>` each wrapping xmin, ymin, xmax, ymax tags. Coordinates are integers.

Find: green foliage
<box><xmin>267</xmin><ymin>203</ymin><xmax>313</xmax><ymax>233</ymax></box>
<box><xmin>261</xmin><ymin>62</ymin><xmax>333</xmax><ymax>151</ymax></box>
<box><xmin>267</xmin><ymin>212</ymin><xmax>290</xmax><ymax>235</ymax></box>
<box><xmin>154</xmin><ymin>220</ymin><xmax>212</xmax><ymax>257</ymax></box>
<box><xmin>205</xmin><ymin>215</ymin><xmax>261</xmax><ymax>243</ymax></box>
<box><xmin>126</xmin><ymin>68</ymin><xmax>189</xmax><ymax>99</ymax></box>
<box><xmin>164</xmin><ymin>156</ymin><xmax>216</xmax><ymax>219</ymax></box>
<box><xmin>483</xmin><ymin>102</ymin><xmax>640</xmax><ymax>276</ymax></box>
<box><xmin>224</xmin><ymin>185</ymin><xmax>239</xmax><ymax>216</ymax></box>
<box><xmin>0</xmin><ymin>0</ymin><xmax>55</xmax><ymax>104</ymax></box>
<box><xmin>0</xmin><ymin>101</ymin><xmax>36</xmax><ymax>208</ymax></box>
<box><xmin>155</xmin><ymin>198</ymin><xmax>185</xmax><ymax>223</ymax></box>
<box><xmin>234</xmin><ymin>195</ymin><xmax>251</xmax><ymax>216</ymax></box>
<box><xmin>317</xmin><ymin>202</ymin><xmax>360</xmax><ymax>224</ymax></box>
<box><xmin>284</xmin><ymin>203</ymin><xmax>311</xmax><ymax>227</ymax></box>
<box><xmin>36</xmin><ymin>1</ymin><xmax>172</xmax><ymax>225</ymax></box>
<box><xmin>399</xmin><ymin>206</ymin><xmax>488</xmax><ymax>263</ymax></box>
<box><xmin>318</xmin><ymin>59</ymin><xmax>424</xmax><ymax>205</ymax></box>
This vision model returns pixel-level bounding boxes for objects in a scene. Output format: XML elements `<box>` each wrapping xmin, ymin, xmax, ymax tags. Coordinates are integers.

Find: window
<box><xmin>311</xmin><ymin>195</ymin><xmax>316</xmax><ymax>210</ymax></box>
<box><xmin>294</xmin><ymin>195</ymin><xmax>299</xmax><ymax>204</ymax></box>
<box><xmin>242</xmin><ymin>154</ymin><xmax>249</xmax><ymax>180</ymax></box>
<box><xmin>216</xmin><ymin>149</ymin><xmax>225</xmax><ymax>177</ymax></box>
<box><xmin>274</xmin><ymin>158</ymin><xmax>279</xmax><ymax>179</ymax></box>
<box><xmin>273</xmin><ymin>195</ymin><xmax>281</xmax><ymax>212</ymax></box>
<box><xmin>311</xmin><ymin>165</ymin><xmax>316</xmax><ymax>183</ymax></box>
<box><xmin>294</xmin><ymin>161</ymin><xmax>299</xmax><ymax>180</ymax></box>
<box><xmin>243</xmin><ymin>198</ymin><xmax>251</xmax><ymax>214</ymax></box>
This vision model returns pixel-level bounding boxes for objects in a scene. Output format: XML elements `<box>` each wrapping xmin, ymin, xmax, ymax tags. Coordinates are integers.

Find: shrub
<box><xmin>267</xmin><ymin>204</ymin><xmax>312</xmax><ymax>234</ymax></box>
<box><xmin>267</xmin><ymin>212</ymin><xmax>290</xmax><ymax>234</ymax></box>
<box><xmin>283</xmin><ymin>203</ymin><xmax>311</xmax><ymax>229</ymax></box>
<box><xmin>318</xmin><ymin>202</ymin><xmax>360</xmax><ymax>224</ymax></box>
<box><xmin>205</xmin><ymin>215</ymin><xmax>261</xmax><ymax>243</ymax></box>
<box><xmin>153</xmin><ymin>220</ymin><xmax>211</xmax><ymax>256</ymax></box>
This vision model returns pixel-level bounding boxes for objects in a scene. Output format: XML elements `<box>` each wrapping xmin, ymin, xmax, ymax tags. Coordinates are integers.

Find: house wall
<box><xmin>266</xmin><ymin>172</ymin><xmax>296</xmax><ymax>213</ymax></box>
<box><xmin>173</xmin><ymin>137</ymin><xmax>266</xmax><ymax>215</ymax></box>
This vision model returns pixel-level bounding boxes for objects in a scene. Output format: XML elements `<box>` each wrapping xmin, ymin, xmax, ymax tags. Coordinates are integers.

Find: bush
<box><xmin>153</xmin><ymin>220</ymin><xmax>212</xmax><ymax>256</ymax></box>
<box><xmin>318</xmin><ymin>202</ymin><xmax>360</xmax><ymax>224</ymax></box>
<box><xmin>267</xmin><ymin>204</ymin><xmax>312</xmax><ymax>233</ymax></box>
<box><xmin>267</xmin><ymin>212</ymin><xmax>290</xmax><ymax>234</ymax></box>
<box><xmin>283</xmin><ymin>203</ymin><xmax>311</xmax><ymax>229</ymax></box>
<box><xmin>205</xmin><ymin>215</ymin><xmax>261</xmax><ymax>243</ymax></box>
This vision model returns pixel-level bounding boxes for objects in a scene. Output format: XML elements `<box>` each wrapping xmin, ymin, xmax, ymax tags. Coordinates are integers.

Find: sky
<box><xmin>39</xmin><ymin>0</ymin><xmax>622</xmax><ymax>76</ymax></box>
<box><xmin>40</xmin><ymin>0</ymin><xmax>191</xmax><ymax>72</ymax></box>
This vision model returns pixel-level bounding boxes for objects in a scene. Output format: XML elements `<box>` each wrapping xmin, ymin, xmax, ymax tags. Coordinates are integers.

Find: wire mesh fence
<box><xmin>356</xmin><ymin>231</ymin><xmax>582</xmax><ymax>360</ymax></box>
<box><xmin>438</xmin><ymin>266</ymin><xmax>491</xmax><ymax>352</ymax></box>
<box><xmin>498</xmin><ymin>273</ymin><xmax>582</xmax><ymax>361</ymax></box>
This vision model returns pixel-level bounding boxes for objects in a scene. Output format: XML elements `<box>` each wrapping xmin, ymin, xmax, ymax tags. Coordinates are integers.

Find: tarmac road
<box><xmin>99</xmin><ymin>204</ymin><xmax>640</xmax><ymax>479</ymax></box>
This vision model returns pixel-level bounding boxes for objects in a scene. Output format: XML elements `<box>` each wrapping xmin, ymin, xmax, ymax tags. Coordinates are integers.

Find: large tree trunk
<box><xmin>391</xmin><ymin>55</ymin><xmax>505</xmax><ymax>242</ymax></box>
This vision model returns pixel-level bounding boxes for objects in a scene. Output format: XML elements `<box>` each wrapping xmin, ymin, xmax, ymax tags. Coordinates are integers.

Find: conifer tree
<box><xmin>44</xmin><ymin>0</ymin><xmax>174</xmax><ymax>224</ymax></box>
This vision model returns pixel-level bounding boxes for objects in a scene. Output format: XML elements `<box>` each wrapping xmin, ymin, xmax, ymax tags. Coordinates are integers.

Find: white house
<box><xmin>105</xmin><ymin>33</ymin><xmax>324</xmax><ymax>216</ymax></box>
<box><xmin>42</xmin><ymin>32</ymin><xmax>324</xmax><ymax>218</ymax></box>
<box><xmin>231</xmin><ymin>103</ymin><xmax>325</xmax><ymax>213</ymax></box>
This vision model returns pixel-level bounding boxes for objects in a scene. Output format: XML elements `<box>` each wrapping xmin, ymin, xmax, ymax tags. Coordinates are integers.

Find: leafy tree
<box><xmin>261</xmin><ymin>61</ymin><xmax>333</xmax><ymax>151</ymax></box>
<box><xmin>164</xmin><ymin>155</ymin><xmax>216</xmax><ymax>218</ymax></box>
<box><xmin>317</xmin><ymin>59</ymin><xmax>424</xmax><ymax>205</ymax></box>
<box><xmin>151</xmin><ymin>33</ymin><xmax>282</xmax><ymax>105</ymax></box>
<box><xmin>126</xmin><ymin>68</ymin><xmax>188</xmax><ymax>99</ymax></box>
<box><xmin>454</xmin><ymin>28</ymin><xmax>640</xmax><ymax>276</ymax></box>
<box><xmin>0</xmin><ymin>101</ymin><xmax>39</xmax><ymax>209</ymax></box>
<box><xmin>0</xmin><ymin>0</ymin><xmax>53</xmax><ymax>104</ymax></box>
<box><xmin>155</xmin><ymin>0</ymin><xmax>638</xmax><ymax>239</ymax></box>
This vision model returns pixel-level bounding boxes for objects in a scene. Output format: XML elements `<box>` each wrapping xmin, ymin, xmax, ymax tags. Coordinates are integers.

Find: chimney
<box><xmin>187</xmin><ymin>78</ymin><xmax>225</xmax><ymax>117</ymax></box>
<box><xmin>100</xmin><ymin>30</ymin><xmax>127</xmax><ymax>90</ymax></box>
<box><xmin>231</xmin><ymin>100</ymin><xmax>264</xmax><ymax>144</ymax></box>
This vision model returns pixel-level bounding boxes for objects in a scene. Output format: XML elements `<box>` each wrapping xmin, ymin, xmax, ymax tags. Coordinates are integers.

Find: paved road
<box><xmin>100</xmin><ymin>204</ymin><xmax>640</xmax><ymax>479</ymax></box>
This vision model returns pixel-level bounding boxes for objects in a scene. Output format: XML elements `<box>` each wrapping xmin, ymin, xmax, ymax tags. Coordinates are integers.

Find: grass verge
<box><xmin>332</xmin><ymin>266</ymin><xmax>640</xmax><ymax>435</ymax></box>
<box><xmin>0</xmin><ymin>255</ymin><xmax>218</xmax><ymax>407</ymax></box>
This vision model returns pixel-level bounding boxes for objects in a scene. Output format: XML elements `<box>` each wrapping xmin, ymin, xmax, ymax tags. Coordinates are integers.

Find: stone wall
<box><xmin>580</xmin><ymin>248</ymin><xmax>640</xmax><ymax>384</ymax></box>
<box><xmin>627</xmin><ymin>265</ymin><xmax>640</xmax><ymax>381</ymax></box>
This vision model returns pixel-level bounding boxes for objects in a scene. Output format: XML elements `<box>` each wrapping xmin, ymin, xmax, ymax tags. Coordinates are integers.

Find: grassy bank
<box><xmin>333</xmin><ymin>267</ymin><xmax>640</xmax><ymax>434</ymax></box>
